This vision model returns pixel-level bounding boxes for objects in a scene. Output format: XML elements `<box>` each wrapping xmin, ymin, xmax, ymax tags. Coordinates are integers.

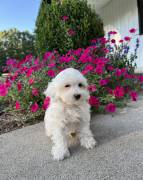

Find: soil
<box><xmin>0</xmin><ymin>111</ymin><xmax>42</xmax><ymax>135</ymax></box>
<box><xmin>0</xmin><ymin>112</ymin><xmax>24</xmax><ymax>134</ymax></box>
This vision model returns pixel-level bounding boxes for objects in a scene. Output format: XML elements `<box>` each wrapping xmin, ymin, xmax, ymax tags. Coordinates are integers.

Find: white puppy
<box><xmin>44</xmin><ymin>68</ymin><xmax>97</xmax><ymax>160</ymax></box>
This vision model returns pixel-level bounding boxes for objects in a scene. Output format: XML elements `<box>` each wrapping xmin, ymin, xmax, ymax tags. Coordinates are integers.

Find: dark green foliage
<box><xmin>0</xmin><ymin>28</ymin><xmax>35</xmax><ymax>72</ymax></box>
<box><xmin>35</xmin><ymin>0</ymin><xmax>104</xmax><ymax>55</ymax></box>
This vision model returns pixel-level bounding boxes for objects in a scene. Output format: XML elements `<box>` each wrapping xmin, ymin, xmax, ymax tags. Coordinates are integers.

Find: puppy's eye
<box><xmin>78</xmin><ymin>83</ymin><xmax>84</xmax><ymax>87</ymax></box>
<box><xmin>65</xmin><ymin>84</ymin><xmax>71</xmax><ymax>88</ymax></box>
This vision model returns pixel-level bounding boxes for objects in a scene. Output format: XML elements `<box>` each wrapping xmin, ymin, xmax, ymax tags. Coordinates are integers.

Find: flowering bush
<box><xmin>0</xmin><ymin>29</ymin><xmax>142</xmax><ymax>122</ymax></box>
<box><xmin>35</xmin><ymin>0</ymin><xmax>104</xmax><ymax>55</ymax></box>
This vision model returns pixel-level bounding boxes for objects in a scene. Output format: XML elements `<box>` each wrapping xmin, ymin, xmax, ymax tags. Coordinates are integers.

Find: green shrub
<box><xmin>35</xmin><ymin>0</ymin><xmax>104</xmax><ymax>55</ymax></box>
<box><xmin>0</xmin><ymin>29</ymin><xmax>35</xmax><ymax>72</ymax></box>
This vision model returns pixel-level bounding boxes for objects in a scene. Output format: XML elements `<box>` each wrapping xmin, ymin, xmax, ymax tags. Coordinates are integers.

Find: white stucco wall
<box><xmin>89</xmin><ymin>0</ymin><xmax>143</xmax><ymax>72</ymax></box>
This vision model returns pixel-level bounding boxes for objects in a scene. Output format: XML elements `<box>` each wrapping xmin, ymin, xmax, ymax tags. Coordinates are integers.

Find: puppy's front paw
<box><xmin>51</xmin><ymin>146</ymin><xmax>70</xmax><ymax>161</ymax></box>
<box><xmin>80</xmin><ymin>137</ymin><xmax>97</xmax><ymax>149</ymax></box>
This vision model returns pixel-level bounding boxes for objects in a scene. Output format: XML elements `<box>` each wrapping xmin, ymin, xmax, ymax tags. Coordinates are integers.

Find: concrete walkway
<box><xmin>1</xmin><ymin>97</ymin><xmax>143</xmax><ymax>180</ymax></box>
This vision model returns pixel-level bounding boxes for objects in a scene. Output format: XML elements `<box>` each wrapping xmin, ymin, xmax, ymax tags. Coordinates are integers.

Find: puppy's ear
<box><xmin>44</xmin><ymin>81</ymin><xmax>56</xmax><ymax>98</ymax></box>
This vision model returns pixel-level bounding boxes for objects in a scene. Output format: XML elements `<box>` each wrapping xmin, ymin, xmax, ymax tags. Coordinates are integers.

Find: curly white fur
<box><xmin>44</xmin><ymin>68</ymin><xmax>97</xmax><ymax>161</ymax></box>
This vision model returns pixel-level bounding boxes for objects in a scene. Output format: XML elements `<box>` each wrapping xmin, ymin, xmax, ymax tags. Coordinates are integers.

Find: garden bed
<box><xmin>0</xmin><ymin>111</ymin><xmax>43</xmax><ymax>135</ymax></box>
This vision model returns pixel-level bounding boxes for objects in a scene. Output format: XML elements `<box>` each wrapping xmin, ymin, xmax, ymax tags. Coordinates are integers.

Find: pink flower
<box><xmin>0</xmin><ymin>84</ymin><xmax>8</xmax><ymax>96</ymax></box>
<box><xmin>138</xmin><ymin>75</ymin><xmax>143</xmax><ymax>82</ymax></box>
<box><xmin>5</xmin><ymin>79</ymin><xmax>12</xmax><ymax>88</ymax></box>
<box><xmin>88</xmin><ymin>84</ymin><xmax>96</xmax><ymax>92</ymax></box>
<box><xmin>119</xmin><ymin>39</ymin><xmax>124</xmax><ymax>43</ymax></box>
<box><xmin>109</xmin><ymin>31</ymin><xmax>117</xmax><ymax>35</ymax></box>
<box><xmin>81</xmin><ymin>70</ymin><xmax>88</xmax><ymax>75</ymax></box>
<box><xmin>15</xmin><ymin>101</ymin><xmax>20</xmax><ymax>110</ymax></box>
<box><xmin>34</xmin><ymin>58</ymin><xmax>39</xmax><ymax>65</ymax></box>
<box><xmin>32</xmin><ymin>88</ymin><xmax>39</xmax><ymax>96</ymax></box>
<box><xmin>130</xmin><ymin>91</ymin><xmax>138</xmax><ymax>101</ymax></box>
<box><xmin>25</xmin><ymin>54</ymin><xmax>33</xmax><ymax>61</ymax></box>
<box><xmin>43</xmin><ymin>52</ymin><xmax>52</xmax><ymax>61</ymax></box>
<box><xmin>48</xmin><ymin>63</ymin><xmax>55</xmax><ymax>68</ymax></box>
<box><xmin>26</xmin><ymin>68</ymin><xmax>33</xmax><ymax>77</ymax></box>
<box><xmin>17</xmin><ymin>81</ymin><xmax>22</xmax><ymax>93</ymax></box>
<box><xmin>47</xmin><ymin>70</ymin><xmax>55</xmax><ymax>77</ymax></box>
<box><xmin>42</xmin><ymin>97</ymin><xmax>50</xmax><ymax>110</ymax></box>
<box><xmin>6</xmin><ymin>59</ymin><xmax>17</xmax><ymax>67</ymax></box>
<box><xmin>105</xmin><ymin>103</ymin><xmax>116</xmax><ymax>113</ymax></box>
<box><xmin>114</xmin><ymin>86</ymin><xmax>125</xmax><ymax>98</ymax></box>
<box><xmin>124</xmin><ymin>36</ymin><xmax>131</xmax><ymax>41</ymax></box>
<box><xmin>28</xmin><ymin>78</ymin><xmax>34</xmax><ymax>85</ymax></box>
<box><xmin>99</xmin><ymin>79</ymin><xmax>108</xmax><ymax>86</ymax></box>
<box><xmin>107</xmin><ymin>65</ymin><xmax>114</xmax><ymax>71</ymax></box>
<box><xmin>84</xmin><ymin>65</ymin><xmax>94</xmax><ymax>71</ymax></box>
<box><xmin>111</xmin><ymin>39</ymin><xmax>116</xmax><ymax>44</ymax></box>
<box><xmin>73</xmin><ymin>48</ymin><xmax>82</xmax><ymax>57</ymax></box>
<box><xmin>95</xmin><ymin>66</ymin><xmax>103</xmax><ymax>75</ymax></box>
<box><xmin>115</xmin><ymin>69</ymin><xmax>122</xmax><ymax>77</ymax></box>
<box><xmin>31</xmin><ymin>102</ymin><xmax>39</xmax><ymax>112</ymax></box>
<box><xmin>62</xmin><ymin>16</ymin><xmax>69</xmax><ymax>21</ymax></box>
<box><xmin>89</xmin><ymin>96</ymin><xmax>100</xmax><ymax>107</ymax></box>
<box><xmin>67</xmin><ymin>29</ymin><xmax>76</xmax><ymax>36</ymax></box>
<box><xmin>129</xmin><ymin>28</ymin><xmax>136</xmax><ymax>33</ymax></box>
<box><xmin>91</xmin><ymin>39</ymin><xmax>96</xmax><ymax>44</ymax></box>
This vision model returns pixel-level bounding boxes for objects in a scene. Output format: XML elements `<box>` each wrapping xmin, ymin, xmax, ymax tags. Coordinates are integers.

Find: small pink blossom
<box><xmin>91</xmin><ymin>39</ymin><xmax>96</xmax><ymax>44</ymax></box>
<box><xmin>42</xmin><ymin>97</ymin><xmax>50</xmax><ymax>110</ymax></box>
<box><xmin>115</xmin><ymin>69</ymin><xmax>122</xmax><ymax>77</ymax></box>
<box><xmin>67</xmin><ymin>29</ymin><xmax>76</xmax><ymax>36</ymax></box>
<box><xmin>6</xmin><ymin>59</ymin><xmax>17</xmax><ymax>67</ymax></box>
<box><xmin>43</xmin><ymin>52</ymin><xmax>52</xmax><ymax>61</ymax></box>
<box><xmin>28</xmin><ymin>78</ymin><xmax>34</xmax><ymax>85</ymax></box>
<box><xmin>89</xmin><ymin>96</ymin><xmax>100</xmax><ymax>107</ymax></box>
<box><xmin>111</xmin><ymin>39</ymin><xmax>116</xmax><ymax>44</ymax></box>
<box><xmin>138</xmin><ymin>75</ymin><xmax>143</xmax><ymax>82</ymax></box>
<box><xmin>17</xmin><ymin>81</ymin><xmax>22</xmax><ymax>93</ymax></box>
<box><xmin>114</xmin><ymin>86</ymin><xmax>125</xmax><ymax>98</ymax></box>
<box><xmin>124</xmin><ymin>36</ymin><xmax>131</xmax><ymax>41</ymax></box>
<box><xmin>61</xmin><ymin>16</ymin><xmax>69</xmax><ymax>21</ymax></box>
<box><xmin>119</xmin><ymin>39</ymin><xmax>124</xmax><ymax>43</ymax></box>
<box><xmin>88</xmin><ymin>84</ymin><xmax>96</xmax><ymax>92</ymax></box>
<box><xmin>48</xmin><ymin>63</ymin><xmax>55</xmax><ymax>68</ymax></box>
<box><xmin>130</xmin><ymin>91</ymin><xmax>138</xmax><ymax>101</ymax></box>
<box><xmin>31</xmin><ymin>102</ymin><xmax>39</xmax><ymax>112</ymax></box>
<box><xmin>95</xmin><ymin>66</ymin><xmax>103</xmax><ymax>75</ymax></box>
<box><xmin>107</xmin><ymin>65</ymin><xmax>114</xmax><ymax>71</ymax></box>
<box><xmin>32</xmin><ymin>88</ymin><xmax>39</xmax><ymax>96</ymax></box>
<box><xmin>5</xmin><ymin>79</ymin><xmax>12</xmax><ymax>88</ymax></box>
<box><xmin>84</xmin><ymin>65</ymin><xmax>94</xmax><ymax>72</ymax></box>
<box><xmin>109</xmin><ymin>31</ymin><xmax>117</xmax><ymax>35</ymax></box>
<box><xmin>26</xmin><ymin>68</ymin><xmax>33</xmax><ymax>77</ymax></box>
<box><xmin>129</xmin><ymin>28</ymin><xmax>136</xmax><ymax>33</ymax></box>
<box><xmin>34</xmin><ymin>58</ymin><xmax>39</xmax><ymax>65</ymax></box>
<box><xmin>15</xmin><ymin>101</ymin><xmax>20</xmax><ymax>110</ymax></box>
<box><xmin>47</xmin><ymin>70</ymin><xmax>55</xmax><ymax>77</ymax></box>
<box><xmin>105</xmin><ymin>103</ymin><xmax>116</xmax><ymax>113</ymax></box>
<box><xmin>0</xmin><ymin>84</ymin><xmax>8</xmax><ymax>96</ymax></box>
<box><xmin>99</xmin><ymin>79</ymin><xmax>108</xmax><ymax>86</ymax></box>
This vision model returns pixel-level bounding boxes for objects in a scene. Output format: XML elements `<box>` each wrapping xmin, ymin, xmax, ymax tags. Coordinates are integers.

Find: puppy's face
<box><xmin>44</xmin><ymin>68</ymin><xmax>89</xmax><ymax>106</ymax></box>
<box><xmin>57</xmin><ymin>77</ymin><xmax>89</xmax><ymax>105</ymax></box>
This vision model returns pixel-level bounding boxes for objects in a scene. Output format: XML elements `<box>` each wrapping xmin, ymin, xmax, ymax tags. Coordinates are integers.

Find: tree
<box><xmin>0</xmin><ymin>28</ymin><xmax>35</xmax><ymax>72</ymax></box>
<box><xmin>35</xmin><ymin>0</ymin><xmax>104</xmax><ymax>55</ymax></box>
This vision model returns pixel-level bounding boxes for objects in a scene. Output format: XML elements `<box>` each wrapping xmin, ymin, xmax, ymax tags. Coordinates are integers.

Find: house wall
<box><xmin>90</xmin><ymin>0</ymin><xmax>143</xmax><ymax>72</ymax></box>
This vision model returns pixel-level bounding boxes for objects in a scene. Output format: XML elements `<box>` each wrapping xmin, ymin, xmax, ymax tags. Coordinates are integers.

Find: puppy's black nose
<box><xmin>74</xmin><ymin>94</ymin><xmax>81</xmax><ymax>100</ymax></box>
